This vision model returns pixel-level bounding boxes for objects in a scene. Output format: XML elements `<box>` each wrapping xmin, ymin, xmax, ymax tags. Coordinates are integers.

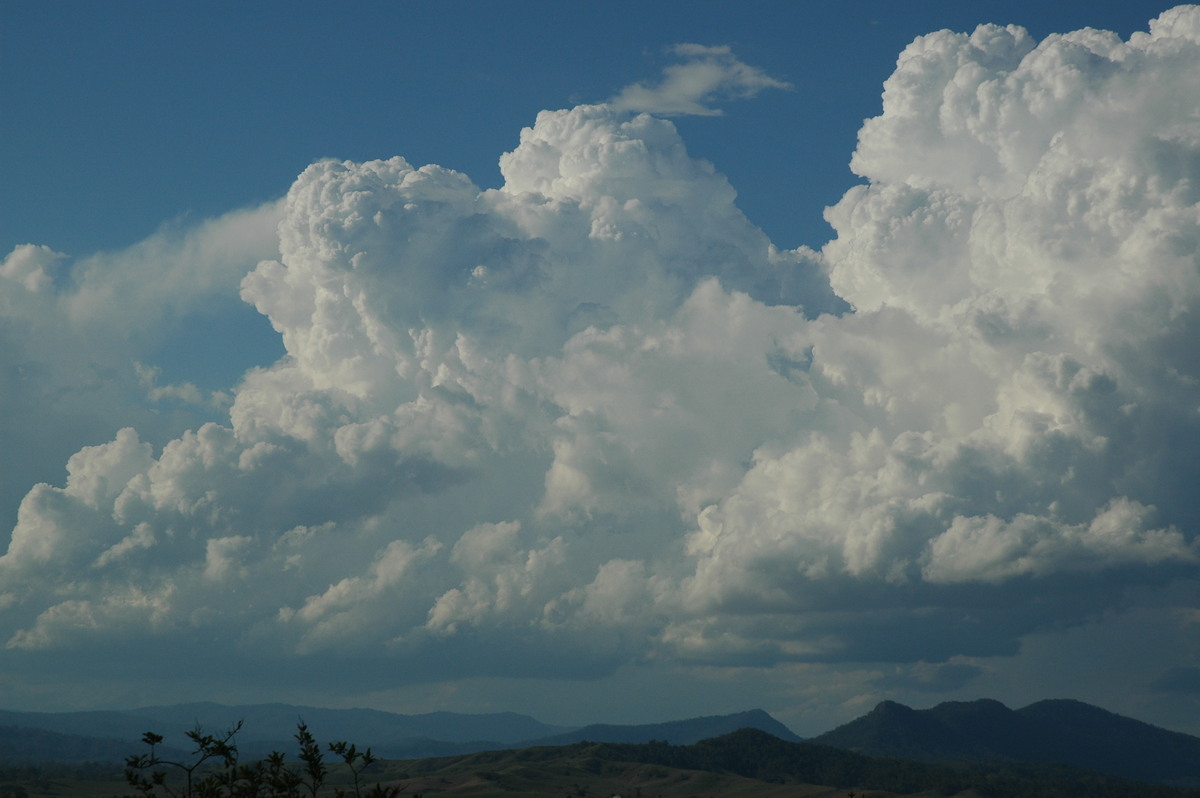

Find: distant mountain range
<box><xmin>810</xmin><ymin>697</ymin><xmax>1200</xmax><ymax>787</ymax></box>
<box><xmin>520</xmin><ymin>708</ymin><xmax>800</xmax><ymax>747</ymax></box>
<box><xmin>2</xmin><ymin>697</ymin><xmax>1198</xmax><ymax>788</ymax></box>
<box><xmin>0</xmin><ymin>703</ymin><xmax>791</xmax><ymax>762</ymax></box>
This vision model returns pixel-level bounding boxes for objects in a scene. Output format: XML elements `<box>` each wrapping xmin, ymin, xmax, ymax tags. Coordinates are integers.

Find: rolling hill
<box><xmin>0</xmin><ymin>704</ymin><xmax>795</xmax><ymax>763</ymax></box>
<box><xmin>519</xmin><ymin>708</ymin><xmax>802</xmax><ymax>746</ymax></box>
<box><xmin>4</xmin><ymin>697</ymin><xmax>1200</xmax><ymax>789</ymax></box>
<box><xmin>811</xmin><ymin>697</ymin><xmax>1200</xmax><ymax>786</ymax></box>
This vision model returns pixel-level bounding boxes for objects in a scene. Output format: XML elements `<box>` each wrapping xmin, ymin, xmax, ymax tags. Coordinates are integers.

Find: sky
<box><xmin>2</xmin><ymin>0</ymin><xmax>1200</xmax><ymax>739</ymax></box>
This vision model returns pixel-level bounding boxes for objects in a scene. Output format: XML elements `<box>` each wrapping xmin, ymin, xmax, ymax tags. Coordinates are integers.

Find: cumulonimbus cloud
<box><xmin>2</xmin><ymin>12</ymin><xmax>1199</xmax><ymax>704</ymax></box>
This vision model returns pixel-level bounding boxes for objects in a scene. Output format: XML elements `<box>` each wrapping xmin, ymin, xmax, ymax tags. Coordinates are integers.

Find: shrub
<box><xmin>124</xmin><ymin>720</ymin><xmax>412</xmax><ymax>798</ymax></box>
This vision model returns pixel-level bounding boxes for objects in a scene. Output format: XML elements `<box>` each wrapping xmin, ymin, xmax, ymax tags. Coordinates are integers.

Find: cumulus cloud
<box><xmin>0</xmin><ymin>203</ymin><xmax>282</xmax><ymax>534</ymax></box>
<box><xmin>2</xmin><ymin>9</ymin><xmax>1200</xmax><ymax>712</ymax></box>
<box><xmin>610</xmin><ymin>44</ymin><xmax>791</xmax><ymax>116</ymax></box>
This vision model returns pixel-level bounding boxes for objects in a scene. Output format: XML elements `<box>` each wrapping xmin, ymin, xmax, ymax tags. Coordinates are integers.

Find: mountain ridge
<box><xmin>10</xmin><ymin>726</ymin><xmax>1199</xmax><ymax>798</ymax></box>
<box><xmin>5</xmin><ymin>697</ymin><xmax>1200</xmax><ymax>787</ymax></box>
<box><xmin>0</xmin><ymin>704</ymin><xmax>795</xmax><ymax>763</ymax></box>
<box><xmin>127</xmin><ymin>701</ymin><xmax>568</xmax><ymax>746</ymax></box>
<box><xmin>811</xmin><ymin>697</ymin><xmax>1200</xmax><ymax>786</ymax></box>
<box><xmin>519</xmin><ymin>708</ymin><xmax>801</xmax><ymax>747</ymax></box>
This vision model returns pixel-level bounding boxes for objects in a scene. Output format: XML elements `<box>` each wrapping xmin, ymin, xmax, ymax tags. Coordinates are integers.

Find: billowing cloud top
<box><xmin>2</xmin><ymin>9</ymin><xmax>1200</xmax><ymax>704</ymax></box>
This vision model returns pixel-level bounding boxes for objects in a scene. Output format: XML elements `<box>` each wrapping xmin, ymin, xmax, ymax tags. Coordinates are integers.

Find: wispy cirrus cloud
<box><xmin>609</xmin><ymin>43</ymin><xmax>791</xmax><ymax>116</ymax></box>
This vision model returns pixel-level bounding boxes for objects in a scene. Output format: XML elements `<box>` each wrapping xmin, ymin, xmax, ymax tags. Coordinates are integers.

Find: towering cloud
<box><xmin>2</xmin><ymin>9</ymin><xmax>1199</xmax><ymax>716</ymax></box>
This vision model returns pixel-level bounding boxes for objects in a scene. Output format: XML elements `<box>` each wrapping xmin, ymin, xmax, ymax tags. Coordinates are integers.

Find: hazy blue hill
<box><xmin>126</xmin><ymin>702</ymin><xmax>571</xmax><ymax>758</ymax></box>
<box><xmin>6</xmin><ymin>714</ymin><xmax>1200</xmax><ymax>798</ymax></box>
<box><xmin>10</xmin><ymin>697</ymin><xmax>1199</xmax><ymax>788</ymax></box>
<box><xmin>0</xmin><ymin>708</ymin><xmax>192</xmax><ymax>743</ymax></box>
<box><xmin>0</xmin><ymin>703</ymin><xmax>798</xmax><ymax>762</ymax></box>
<box><xmin>132</xmin><ymin>702</ymin><xmax>559</xmax><ymax>742</ymax></box>
<box><xmin>520</xmin><ymin>708</ymin><xmax>801</xmax><ymax>746</ymax></box>
<box><xmin>0</xmin><ymin>704</ymin><xmax>796</xmax><ymax>762</ymax></box>
<box><xmin>0</xmin><ymin>703</ymin><xmax>569</xmax><ymax>761</ymax></box>
<box><xmin>0</xmin><ymin>724</ymin><xmax>185</xmax><ymax>765</ymax></box>
<box><xmin>811</xmin><ymin>697</ymin><xmax>1200</xmax><ymax>787</ymax></box>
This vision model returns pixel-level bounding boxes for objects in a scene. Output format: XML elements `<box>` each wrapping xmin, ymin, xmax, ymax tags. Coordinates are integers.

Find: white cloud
<box><xmin>921</xmin><ymin>498</ymin><xmax>1196</xmax><ymax>584</ymax></box>
<box><xmin>0</xmin><ymin>244</ymin><xmax>62</xmax><ymax>293</ymax></box>
<box><xmin>2</xmin><ymin>7</ymin><xmax>1200</xmax><ymax>725</ymax></box>
<box><xmin>609</xmin><ymin>44</ymin><xmax>791</xmax><ymax>116</ymax></box>
<box><xmin>135</xmin><ymin>363</ymin><xmax>230</xmax><ymax>409</ymax></box>
<box><xmin>665</xmin><ymin>6</ymin><xmax>1200</xmax><ymax>662</ymax></box>
<box><xmin>427</xmin><ymin>522</ymin><xmax>566</xmax><ymax>635</ymax></box>
<box><xmin>0</xmin><ymin>202</ymin><xmax>282</xmax><ymax>535</ymax></box>
<box><xmin>287</xmin><ymin>537</ymin><xmax>443</xmax><ymax>652</ymax></box>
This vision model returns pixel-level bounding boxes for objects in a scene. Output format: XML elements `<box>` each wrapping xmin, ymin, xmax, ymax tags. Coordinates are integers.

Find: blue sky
<box><xmin>1</xmin><ymin>0</ymin><xmax>1162</xmax><ymax>390</ymax></box>
<box><xmin>4</xmin><ymin>0</ymin><xmax>1162</xmax><ymax>253</ymax></box>
<box><xmin>2</xmin><ymin>0</ymin><xmax>1200</xmax><ymax>739</ymax></box>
